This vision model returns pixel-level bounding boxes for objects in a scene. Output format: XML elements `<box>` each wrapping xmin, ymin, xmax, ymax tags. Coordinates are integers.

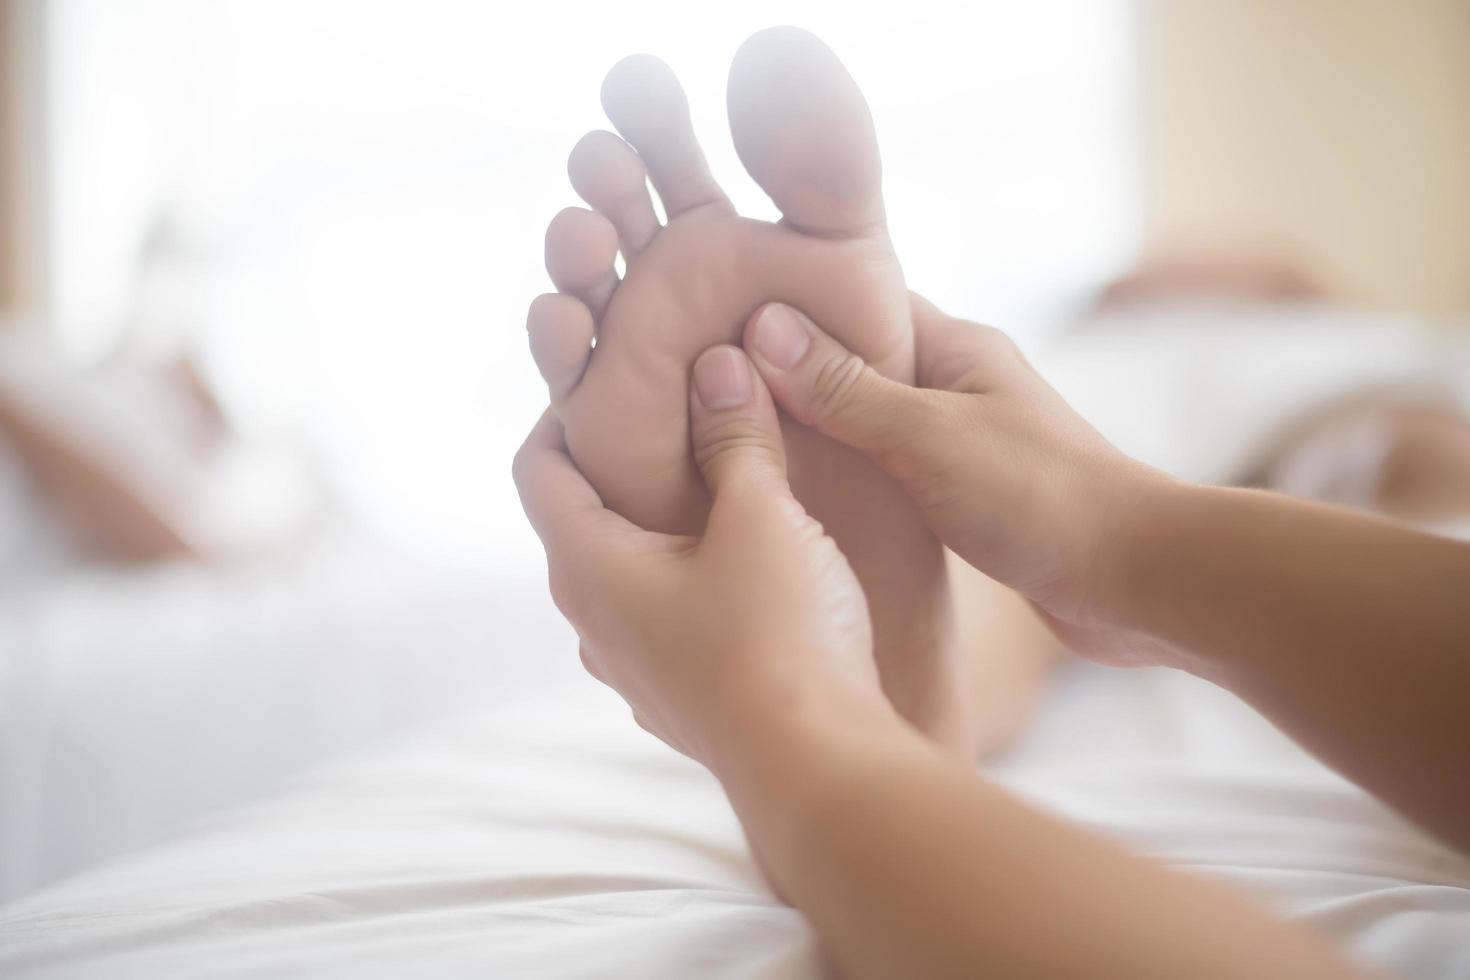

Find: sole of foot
<box><xmin>530</xmin><ymin>27</ymin><xmax>1051</xmax><ymax>756</ymax></box>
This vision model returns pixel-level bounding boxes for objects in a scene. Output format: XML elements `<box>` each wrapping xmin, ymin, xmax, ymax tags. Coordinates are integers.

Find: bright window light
<box><xmin>44</xmin><ymin>0</ymin><xmax>1137</xmax><ymax>556</ymax></box>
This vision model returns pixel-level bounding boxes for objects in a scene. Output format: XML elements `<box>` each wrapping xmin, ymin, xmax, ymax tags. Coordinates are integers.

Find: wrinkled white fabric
<box><xmin>2</xmin><ymin>663</ymin><xmax>1467</xmax><ymax>979</ymax></box>
<box><xmin>0</xmin><ymin>545</ymin><xmax>567</xmax><ymax>901</ymax></box>
<box><xmin>5</xmin><ymin>307</ymin><xmax>1469</xmax><ymax>976</ymax></box>
<box><xmin>1037</xmin><ymin>305</ymin><xmax>1466</xmax><ymax>486</ymax></box>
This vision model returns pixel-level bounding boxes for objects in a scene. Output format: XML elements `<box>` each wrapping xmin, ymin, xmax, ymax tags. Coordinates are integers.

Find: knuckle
<box><xmin>926</xmin><ymin>320</ymin><xmax>1027</xmax><ymax>393</ymax></box>
<box><xmin>871</xmin><ymin>394</ymin><xmax>963</xmax><ymax>489</ymax></box>
<box><xmin>972</xmin><ymin>321</ymin><xmax>1014</xmax><ymax>350</ymax></box>
<box><xmin>577</xmin><ymin>645</ymin><xmax>604</xmax><ymax>682</ymax></box>
<box><xmin>970</xmin><ymin>324</ymin><xmax>1028</xmax><ymax>374</ymax></box>
<box><xmin>873</xmin><ymin>433</ymin><xmax>941</xmax><ymax>491</ymax></box>
<box><xmin>546</xmin><ymin>565</ymin><xmax>579</xmax><ymax>618</ymax></box>
<box><xmin>900</xmin><ymin>454</ymin><xmax>969</xmax><ymax>515</ymax></box>
<box><xmin>510</xmin><ymin>442</ymin><xmax>533</xmax><ymax>488</ymax></box>
<box><xmin>988</xmin><ymin>329</ymin><xmax>1029</xmax><ymax>370</ymax></box>
<box><xmin>806</xmin><ymin>351</ymin><xmax>869</xmax><ymax>423</ymax></box>
<box><xmin>693</xmin><ymin>415</ymin><xmax>776</xmax><ymax>472</ymax></box>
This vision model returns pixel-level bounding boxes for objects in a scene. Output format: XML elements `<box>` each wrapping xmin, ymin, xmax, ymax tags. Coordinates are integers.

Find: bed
<box><xmin>2</xmin><ymin>656</ymin><xmax>1468</xmax><ymax>978</ymax></box>
<box><xmin>3</xmin><ymin>305</ymin><xmax>1469</xmax><ymax>977</ymax></box>
<box><xmin>0</xmin><ymin>539</ymin><xmax>568</xmax><ymax>902</ymax></box>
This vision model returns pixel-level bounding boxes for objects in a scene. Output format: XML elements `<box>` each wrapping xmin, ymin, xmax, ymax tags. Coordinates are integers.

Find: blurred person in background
<box><xmin>0</xmin><ymin>212</ymin><xmax>324</xmax><ymax>573</ymax></box>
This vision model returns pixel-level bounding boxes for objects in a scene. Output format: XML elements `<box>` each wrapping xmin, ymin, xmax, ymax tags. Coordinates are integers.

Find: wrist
<box><xmin>709</xmin><ymin>665</ymin><xmax>899</xmax><ymax>782</ymax></box>
<box><xmin>1099</xmin><ymin>477</ymin><xmax>1239</xmax><ymax>674</ymax></box>
<box><xmin>708</xmin><ymin>667</ymin><xmax>920</xmax><ymax>854</ymax></box>
<box><xmin>1085</xmin><ymin>469</ymin><xmax>1202</xmax><ymax>669</ymax></box>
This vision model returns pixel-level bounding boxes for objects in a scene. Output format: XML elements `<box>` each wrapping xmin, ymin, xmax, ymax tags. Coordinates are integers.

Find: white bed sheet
<box><xmin>6</xmin><ymin>307</ymin><xmax>1470</xmax><ymax>976</ymax></box>
<box><xmin>0</xmin><ymin>539</ymin><xmax>570</xmax><ymax>901</ymax></box>
<box><xmin>1037</xmin><ymin>305</ymin><xmax>1470</xmax><ymax>487</ymax></box>
<box><xmin>2</xmin><ymin>659</ymin><xmax>1467</xmax><ymax>979</ymax></box>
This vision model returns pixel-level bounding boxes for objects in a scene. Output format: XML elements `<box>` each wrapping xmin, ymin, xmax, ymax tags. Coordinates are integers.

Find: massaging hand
<box><xmin>515</xmin><ymin>337</ymin><xmax>1367</xmax><ymax>980</ymax></box>
<box><xmin>744</xmin><ymin>296</ymin><xmax>1470</xmax><ymax>853</ymax></box>
<box><xmin>740</xmin><ymin>296</ymin><xmax>1165</xmax><ymax>663</ymax></box>
<box><xmin>514</xmin><ymin>346</ymin><xmax>889</xmax><ymax>767</ymax></box>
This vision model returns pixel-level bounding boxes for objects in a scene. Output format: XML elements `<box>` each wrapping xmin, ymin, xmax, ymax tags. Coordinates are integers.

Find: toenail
<box><xmin>694</xmin><ymin>347</ymin><xmax>753</xmax><ymax>410</ymax></box>
<box><xmin>753</xmin><ymin>304</ymin><xmax>809</xmax><ymax>370</ymax></box>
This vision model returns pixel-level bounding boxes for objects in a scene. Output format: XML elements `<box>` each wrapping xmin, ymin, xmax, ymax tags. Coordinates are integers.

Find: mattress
<box><xmin>2</xmin><ymin>659</ymin><xmax>1467</xmax><ymax>979</ymax></box>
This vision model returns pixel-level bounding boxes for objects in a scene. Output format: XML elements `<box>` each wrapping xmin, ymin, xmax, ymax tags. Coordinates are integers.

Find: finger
<box><xmin>742</xmin><ymin>302</ymin><xmax>934</xmax><ymax>463</ymax></box>
<box><xmin>512</xmin><ymin>409</ymin><xmax>646</xmax><ymax>575</ymax></box>
<box><xmin>687</xmin><ymin>345</ymin><xmax>791</xmax><ymax>504</ymax></box>
<box><xmin>910</xmin><ymin>292</ymin><xmax>1032</xmax><ymax>393</ymax></box>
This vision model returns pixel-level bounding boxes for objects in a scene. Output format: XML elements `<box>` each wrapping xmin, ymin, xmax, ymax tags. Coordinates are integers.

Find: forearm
<box><xmin>713</xmin><ymin>682</ymin><xmax>1359</xmax><ymax>980</ymax></box>
<box><xmin>1116</xmin><ymin>482</ymin><xmax>1470</xmax><ymax>849</ymax></box>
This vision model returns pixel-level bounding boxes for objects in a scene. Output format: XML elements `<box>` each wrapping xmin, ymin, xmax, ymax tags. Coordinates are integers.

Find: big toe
<box><xmin>727</xmin><ymin>26</ymin><xmax>885</xmax><ymax>237</ymax></box>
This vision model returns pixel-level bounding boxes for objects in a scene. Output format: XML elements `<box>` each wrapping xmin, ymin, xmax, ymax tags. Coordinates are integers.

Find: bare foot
<box><xmin>530</xmin><ymin>28</ymin><xmax>1053</xmax><ymax>754</ymax></box>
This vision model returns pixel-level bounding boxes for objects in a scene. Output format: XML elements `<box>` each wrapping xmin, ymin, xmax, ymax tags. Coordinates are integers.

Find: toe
<box><xmin>601</xmin><ymin>54</ymin><xmax>729</xmax><ymax>218</ymax></box>
<box><xmin>527</xmin><ymin>293</ymin><xmax>596</xmax><ymax>404</ymax></box>
<box><xmin>544</xmin><ymin>206</ymin><xmax>619</xmax><ymax>316</ymax></box>
<box><xmin>568</xmin><ymin>131</ymin><xmax>660</xmax><ymax>258</ymax></box>
<box><xmin>727</xmin><ymin>27</ymin><xmax>885</xmax><ymax>237</ymax></box>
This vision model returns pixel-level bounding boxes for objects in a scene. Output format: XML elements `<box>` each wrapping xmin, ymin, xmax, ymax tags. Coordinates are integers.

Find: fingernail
<box><xmin>693</xmin><ymin>347</ymin><xmax>753</xmax><ymax>410</ymax></box>
<box><xmin>752</xmin><ymin>304</ymin><xmax>809</xmax><ymax>370</ymax></box>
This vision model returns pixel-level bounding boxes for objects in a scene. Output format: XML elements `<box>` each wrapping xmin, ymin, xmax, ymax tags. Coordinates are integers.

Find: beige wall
<box><xmin>0</xmin><ymin>0</ymin><xmax>41</xmax><ymax>318</ymax></box>
<box><xmin>0</xmin><ymin>0</ymin><xmax>16</xmax><ymax>312</ymax></box>
<box><xmin>1138</xmin><ymin>0</ymin><xmax>1470</xmax><ymax>314</ymax></box>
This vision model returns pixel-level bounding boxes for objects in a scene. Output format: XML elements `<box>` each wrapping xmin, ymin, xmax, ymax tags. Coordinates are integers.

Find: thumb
<box><xmin>689</xmin><ymin>345</ymin><xmax>791</xmax><ymax>505</ymax></box>
<box><xmin>742</xmin><ymin>303</ymin><xmax>929</xmax><ymax>461</ymax></box>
